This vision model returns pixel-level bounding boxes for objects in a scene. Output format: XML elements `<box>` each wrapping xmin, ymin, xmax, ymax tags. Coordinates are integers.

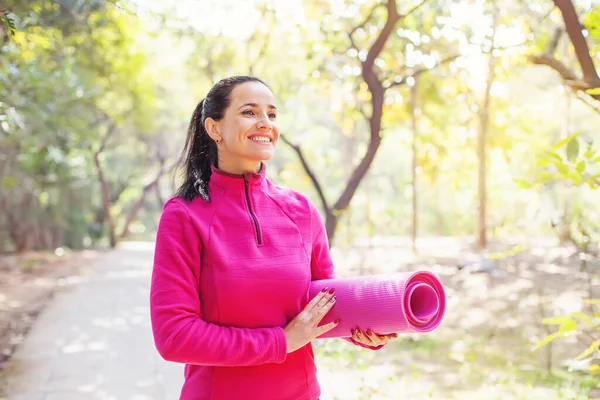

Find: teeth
<box><xmin>250</xmin><ymin>136</ymin><xmax>271</xmax><ymax>143</ymax></box>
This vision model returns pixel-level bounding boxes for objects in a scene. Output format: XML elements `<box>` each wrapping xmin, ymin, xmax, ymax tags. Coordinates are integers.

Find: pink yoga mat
<box><xmin>309</xmin><ymin>271</ymin><xmax>446</xmax><ymax>338</ymax></box>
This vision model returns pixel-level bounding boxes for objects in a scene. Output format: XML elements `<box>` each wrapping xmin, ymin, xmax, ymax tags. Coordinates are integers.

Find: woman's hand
<box><xmin>351</xmin><ymin>328</ymin><xmax>397</xmax><ymax>348</ymax></box>
<box><xmin>283</xmin><ymin>287</ymin><xmax>339</xmax><ymax>353</ymax></box>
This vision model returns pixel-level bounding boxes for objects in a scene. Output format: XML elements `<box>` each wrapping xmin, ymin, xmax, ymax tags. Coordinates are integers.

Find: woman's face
<box><xmin>206</xmin><ymin>81</ymin><xmax>279</xmax><ymax>174</ymax></box>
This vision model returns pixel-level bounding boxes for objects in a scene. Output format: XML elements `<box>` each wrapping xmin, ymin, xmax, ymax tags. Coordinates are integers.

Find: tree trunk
<box><xmin>94</xmin><ymin>152</ymin><xmax>117</xmax><ymax>248</ymax></box>
<box><xmin>155</xmin><ymin>182</ymin><xmax>165</xmax><ymax>208</ymax></box>
<box><xmin>119</xmin><ymin>182</ymin><xmax>157</xmax><ymax>240</ymax></box>
<box><xmin>553</xmin><ymin>0</ymin><xmax>600</xmax><ymax>89</ymax></box>
<box><xmin>410</xmin><ymin>76</ymin><xmax>420</xmax><ymax>253</ymax></box>
<box><xmin>325</xmin><ymin>211</ymin><xmax>339</xmax><ymax>245</ymax></box>
<box><xmin>119</xmin><ymin>169</ymin><xmax>170</xmax><ymax>240</ymax></box>
<box><xmin>477</xmin><ymin>7</ymin><xmax>498</xmax><ymax>250</ymax></box>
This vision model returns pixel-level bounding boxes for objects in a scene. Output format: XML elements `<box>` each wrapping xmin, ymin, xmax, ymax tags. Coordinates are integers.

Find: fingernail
<box><xmin>321</xmin><ymin>287</ymin><xmax>328</xmax><ymax>293</ymax></box>
<box><xmin>367</xmin><ymin>330</ymin><xmax>373</xmax><ymax>336</ymax></box>
<box><xmin>328</xmin><ymin>287</ymin><xmax>335</xmax><ymax>294</ymax></box>
<box><xmin>334</xmin><ymin>319</ymin><xmax>340</xmax><ymax>324</ymax></box>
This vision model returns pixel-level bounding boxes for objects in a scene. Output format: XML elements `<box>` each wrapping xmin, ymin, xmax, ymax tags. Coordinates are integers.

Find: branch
<box><xmin>364</xmin><ymin>0</ymin><xmax>400</xmax><ymax>69</ymax></box>
<box><xmin>279</xmin><ymin>134</ymin><xmax>330</xmax><ymax>213</ymax></box>
<box><xmin>333</xmin><ymin>134</ymin><xmax>381</xmax><ymax>213</ymax></box>
<box><xmin>399</xmin><ymin>0</ymin><xmax>429</xmax><ymax>18</ymax></box>
<box><xmin>576</xmin><ymin>92</ymin><xmax>600</xmax><ymax>114</ymax></box>
<box><xmin>347</xmin><ymin>3</ymin><xmax>384</xmax><ymax>50</ymax></box>
<box><xmin>530</xmin><ymin>53</ymin><xmax>600</xmax><ymax>99</ymax></box>
<box><xmin>545</xmin><ymin>26</ymin><xmax>564</xmax><ymax>56</ymax></box>
<box><xmin>385</xmin><ymin>54</ymin><xmax>460</xmax><ymax>90</ymax></box>
<box><xmin>119</xmin><ymin>160</ymin><xmax>177</xmax><ymax>240</ymax></box>
<box><xmin>553</xmin><ymin>0</ymin><xmax>600</xmax><ymax>88</ymax></box>
<box><xmin>96</xmin><ymin>124</ymin><xmax>116</xmax><ymax>154</ymax></box>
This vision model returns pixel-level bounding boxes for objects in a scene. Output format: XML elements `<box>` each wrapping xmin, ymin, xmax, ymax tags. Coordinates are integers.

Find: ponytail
<box><xmin>175</xmin><ymin>99</ymin><xmax>218</xmax><ymax>202</ymax></box>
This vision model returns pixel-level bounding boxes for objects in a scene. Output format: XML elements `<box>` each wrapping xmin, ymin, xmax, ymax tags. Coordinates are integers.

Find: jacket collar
<box><xmin>209</xmin><ymin>162</ymin><xmax>267</xmax><ymax>190</ymax></box>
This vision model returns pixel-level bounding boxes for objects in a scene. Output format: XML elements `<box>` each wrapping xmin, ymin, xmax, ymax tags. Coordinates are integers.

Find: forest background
<box><xmin>1</xmin><ymin>0</ymin><xmax>600</xmax><ymax>398</ymax></box>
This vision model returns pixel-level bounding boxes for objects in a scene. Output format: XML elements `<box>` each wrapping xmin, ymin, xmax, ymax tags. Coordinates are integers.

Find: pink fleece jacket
<box><xmin>150</xmin><ymin>163</ymin><xmax>378</xmax><ymax>400</ymax></box>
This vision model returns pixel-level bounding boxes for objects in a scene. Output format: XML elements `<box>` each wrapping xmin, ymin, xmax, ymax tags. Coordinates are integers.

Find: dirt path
<box><xmin>0</xmin><ymin>243</ymin><xmax>182</xmax><ymax>400</ymax></box>
<box><xmin>0</xmin><ymin>249</ymin><xmax>101</xmax><ymax>371</ymax></box>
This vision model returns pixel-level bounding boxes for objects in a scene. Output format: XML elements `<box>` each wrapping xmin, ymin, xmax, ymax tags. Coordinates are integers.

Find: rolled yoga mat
<box><xmin>309</xmin><ymin>271</ymin><xmax>446</xmax><ymax>338</ymax></box>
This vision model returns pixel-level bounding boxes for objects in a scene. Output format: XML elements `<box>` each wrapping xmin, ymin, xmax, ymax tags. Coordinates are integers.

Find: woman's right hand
<box><xmin>283</xmin><ymin>287</ymin><xmax>339</xmax><ymax>353</ymax></box>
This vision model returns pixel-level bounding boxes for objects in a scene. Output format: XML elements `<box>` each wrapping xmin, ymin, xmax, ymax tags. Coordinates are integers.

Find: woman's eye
<box><xmin>269</xmin><ymin>113</ymin><xmax>277</xmax><ymax>119</ymax></box>
<box><xmin>242</xmin><ymin>110</ymin><xmax>255</xmax><ymax>116</ymax></box>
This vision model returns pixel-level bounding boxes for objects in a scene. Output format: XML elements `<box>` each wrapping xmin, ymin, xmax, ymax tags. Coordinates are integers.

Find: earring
<box><xmin>215</xmin><ymin>137</ymin><xmax>222</xmax><ymax>144</ymax></box>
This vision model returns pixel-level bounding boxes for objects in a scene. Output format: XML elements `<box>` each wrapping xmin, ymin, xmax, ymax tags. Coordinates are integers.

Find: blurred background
<box><xmin>0</xmin><ymin>0</ymin><xmax>599</xmax><ymax>399</ymax></box>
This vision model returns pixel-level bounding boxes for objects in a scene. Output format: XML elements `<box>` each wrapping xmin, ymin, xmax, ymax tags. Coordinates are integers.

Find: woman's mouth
<box><xmin>249</xmin><ymin>135</ymin><xmax>272</xmax><ymax>144</ymax></box>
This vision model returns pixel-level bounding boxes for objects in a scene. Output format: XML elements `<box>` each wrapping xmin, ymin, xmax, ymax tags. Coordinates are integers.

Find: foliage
<box><xmin>516</xmin><ymin>133</ymin><xmax>600</xmax><ymax>379</ymax></box>
<box><xmin>0</xmin><ymin>0</ymin><xmax>163</xmax><ymax>251</ymax></box>
<box><xmin>0</xmin><ymin>12</ymin><xmax>16</xmax><ymax>36</ymax></box>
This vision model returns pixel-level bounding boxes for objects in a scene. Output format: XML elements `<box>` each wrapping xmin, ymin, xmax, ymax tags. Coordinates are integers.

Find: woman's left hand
<box><xmin>351</xmin><ymin>328</ymin><xmax>397</xmax><ymax>348</ymax></box>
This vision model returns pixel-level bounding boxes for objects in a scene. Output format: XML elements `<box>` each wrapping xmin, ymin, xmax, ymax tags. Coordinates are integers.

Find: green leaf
<box><xmin>545</xmin><ymin>150</ymin><xmax>563</xmax><ymax>162</ymax></box>
<box><xmin>536</xmin><ymin>158</ymin><xmax>554</xmax><ymax>167</ymax></box>
<box><xmin>559</xmin><ymin>318</ymin><xmax>577</xmax><ymax>332</ymax></box>
<box><xmin>568</xmin><ymin>171</ymin><xmax>583</xmax><ymax>185</ymax></box>
<box><xmin>593</xmin><ymin>156</ymin><xmax>600</xmax><ymax>163</ymax></box>
<box><xmin>533</xmin><ymin>332</ymin><xmax>563</xmax><ymax>350</ymax></box>
<box><xmin>513</xmin><ymin>178</ymin><xmax>532</xmax><ymax>188</ymax></box>
<box><xmin>576</xmin><ymin>340</ymin><xmax>599</xmax><ymax>360</ymax></box>
<box><xmin>586</xmin><ymin>87</ymin><xmax>600</xmax><ymax>95</ymax></box>
<box><xmin>584</xmin><ymin>149</ymin><xmax>595</xmax><ymax>159</ymax></box>
<box><xmin>590</xmin><ymin>364</ymin><xmax>600</xmax><ymax>374</ymax></box>
<box><xmin>557</xmin><ymin>163</ymin><xmax>569</xmax><ymax>176</ymax></box>
<box><xmin>576</xmin><ymin>161</ymin><xmax>586</xmax><ymax>174</ymax></box>
<box><xmin>553</xmin><ymin>134</ymin><xmax>578</xmax><ymax>151</ymax></box>
<box><xmin>1</xmin><ymin>13</ymin><xmax>16</xmax><ymax>37</ymax></box>
<box><xmin>539</xmin><ymin>171</ymin><xmax>556</xmax><ymax>182</ymax></box>
<box><xmin>566</xmin><ymin>138</ymin><xmax>580</xmax><ymax>161</ymax></box>
<box><xmin>543</xmin><ymin>316</ymin><xmax>570</xmax><ymax>325</ymax></box>
<box><xmin>572</xmin><ymin>312</ymin><xmax>592</xmax><ymax>323</ymax></box>
<box><xmin>585</xmin><ymin>299</ymin><xmax>600</xmax><ymax>305</ymax></box>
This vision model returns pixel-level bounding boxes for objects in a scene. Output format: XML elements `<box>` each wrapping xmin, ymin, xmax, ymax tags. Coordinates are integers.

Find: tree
<box><xmin>283</xmin><ymin>0</ymin><xmax>458</xmax><ymax>245</ymax></box>
<box><xmin>0</xmin><ymin>1</ymin><xmax>175</xmax><ymax>251</ymax></box>
<box><xmin>531</xmin><ymin>0</ymin><xmax>600</xmax><ymax>101</ymax></box>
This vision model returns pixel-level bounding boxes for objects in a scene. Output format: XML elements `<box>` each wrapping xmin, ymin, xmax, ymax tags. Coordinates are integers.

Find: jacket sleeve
<box><xmin>308</xmin><ymin>201</ymin><xmax>384</xmax><ymax>350</ymax></box>
<box><xmin>150</xmin><ymin>199</ymin><xmax>287</xmax><ymax>366</ymax></box>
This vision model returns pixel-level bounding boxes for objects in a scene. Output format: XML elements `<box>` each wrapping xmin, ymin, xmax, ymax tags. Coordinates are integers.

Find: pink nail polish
<box><xmin>328</xmin><ymin>287</ymin><xmax>335</xmax><ymax>294</ymax></box>
<box><xmin>321</xmin><ymin>287</ymin><xmax>328</xmax><ymax>293</ymax></box>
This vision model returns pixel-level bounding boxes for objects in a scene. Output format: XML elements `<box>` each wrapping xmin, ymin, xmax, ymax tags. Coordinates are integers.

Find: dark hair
<box><xmin>175</xmin><ymin>76</ymin><xmax>269</xmax><ymax>202</ymax></box>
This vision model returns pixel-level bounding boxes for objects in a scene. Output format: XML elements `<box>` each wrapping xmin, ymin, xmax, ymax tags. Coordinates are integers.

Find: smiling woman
<box><xmin>205</xmin><ymin>81</ymin><xmax>280</xmax><ymax>175</ymax></box>
<box><xmin>149</xmin><ymin>76</ymin><xmax>396</xmax><ymax>400</ymax></box>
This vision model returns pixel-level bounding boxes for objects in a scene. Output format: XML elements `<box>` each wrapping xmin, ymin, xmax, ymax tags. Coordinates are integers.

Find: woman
<box><xmin>150</xmin><ymin>76</ymin><xmax>396</xmax><ymax>400</ymax></box>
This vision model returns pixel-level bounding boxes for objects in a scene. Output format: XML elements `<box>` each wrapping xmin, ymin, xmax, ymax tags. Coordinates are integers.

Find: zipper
<box><xmin>244</xmin><ymin>180</ymin><xmax>262</xmax><ymax>245</ymax></box>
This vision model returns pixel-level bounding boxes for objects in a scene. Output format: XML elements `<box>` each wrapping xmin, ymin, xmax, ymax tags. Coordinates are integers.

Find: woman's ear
<box><xmin>204</xmin><ymin>118</ymin><xmax>221</xmax><ymax>142</ymax></box>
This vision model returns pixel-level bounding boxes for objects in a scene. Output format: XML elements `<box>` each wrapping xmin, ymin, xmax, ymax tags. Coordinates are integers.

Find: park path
<box><xmin>0</xmin><ymin>242</ymin><xmax>184</xmax><ymax>400</ymax></box>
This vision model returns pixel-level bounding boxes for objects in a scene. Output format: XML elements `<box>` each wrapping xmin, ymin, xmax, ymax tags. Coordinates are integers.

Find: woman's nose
<box><xmin>257</xmin><ymin>116</ymin><xmax>272</xmax><ymax>130</ymax></box>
